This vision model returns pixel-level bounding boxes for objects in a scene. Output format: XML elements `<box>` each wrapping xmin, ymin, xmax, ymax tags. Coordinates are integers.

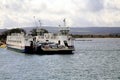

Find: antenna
<box><xmin>59</xmin><ymin>25</ymin><xmax>61</xmax><ymax>27</ymax></box>
<box><xmin>63</xmin><ymin>18</ymin><xmax>66</xmax><ymax>27</ymax></box>
<box><xmin>39</xmin><ymin>20</ymin><xmax>42</xmax><ymax>27</ymax></box>
<box><xmin>33</xmin><ymin>16</ymin><xmax>40</xmax><ymax>36</ymax></box>
<box><xmin>33</xmin><ymin>16</ymin><xmax>38</xmax><ymax>28</ymax></box>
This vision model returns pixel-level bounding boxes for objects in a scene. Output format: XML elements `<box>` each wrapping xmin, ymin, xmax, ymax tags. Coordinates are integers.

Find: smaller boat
<box><xmin>34</xmin><ymin>42</ymin><xmax>75</xmax><ymax>54</ymax></box>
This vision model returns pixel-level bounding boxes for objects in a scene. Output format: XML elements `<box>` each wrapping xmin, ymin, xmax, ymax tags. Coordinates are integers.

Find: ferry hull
<box><xmin>7</xmin><ymin>45</ymin><xmax>74</xmax><ymax>55</ymax></box>
<box><xmin>39</xmin><ymin>50</ymin><xmax>73</xmax><ymax>55</ymax></box>
<box><xmin>7</xmin><ymin>46</ymin><xmax>24</xmax><ymax>53</ymax></box>
<box><xmin>36</xmin><ymin>46</ymin><xmax>74</xmax><ymax>55</ymax></box>
<box><xmin>24</xmin><ymin>46</ymin><xmax>74</xmax><ymax>54</ymax></box>
<box><xmin>36</xmin><ymin>50</ymin><xmax>74</xmax><ymax>55</ymax></box>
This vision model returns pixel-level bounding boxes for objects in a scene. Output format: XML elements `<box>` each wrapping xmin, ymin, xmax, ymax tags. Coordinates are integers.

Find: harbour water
<box><xmin>0</xmin><ymin>38</ymin><xmax>120</xmax><ymax>80</ymax></box>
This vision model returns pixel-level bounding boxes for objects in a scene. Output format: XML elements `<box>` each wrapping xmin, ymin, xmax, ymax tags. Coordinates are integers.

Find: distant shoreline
<box><xmin>72</xmin><ymin>34</ymin><xmax>120</xmax><ymax>38</ymax></box>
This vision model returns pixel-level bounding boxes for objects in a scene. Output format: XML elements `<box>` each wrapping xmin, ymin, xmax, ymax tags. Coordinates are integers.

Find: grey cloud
<box><xmin>73</xmin><ymin>17</ymin><xmax>94</xmax><ymax>27</ymax></box>
<box><xmin>106</xmin><ymin>5</ymin><xmax>120</xmax><ymax>11</ymax></box>
<box><xmin>71</xmin><ymin>0</ymin><xmax>104</xmax><ymax>12</ymax></box>
<box><xmin>2</xmin><ymin>0</ymin><xmax>45</xmax><ymax>13</ymax></box>
<box><xmin>114</xmin><ymin>21</ymin><xmax>120</xmax><ymax>26</ymax></box>
<box><xmin>3</xmin><ymin>15</ymin><xmax>35</xmax><ymax>28</ymax></box>
<box><xmin>0</xmin><ymin>0</ymin><xmax>120</xmax><ymax>28</ymax></box>
<box><xmin>32</xmin><ymin>3</ymin><xmax>48</xmax><ymax>13</ymax></box>
<box><xmin>3</xmin><ymin>16</ymin><xmax>19</xmax><ymax>28</ymax></box>
<box><xmin>2</xmin><ymin>0</ymin><xmax>26</xmax><ymax>12</ymax></box>
<box><xmin>87</xmin><ymin>0</ymin><xmax>104</xmax><ymax>12</ymax></box>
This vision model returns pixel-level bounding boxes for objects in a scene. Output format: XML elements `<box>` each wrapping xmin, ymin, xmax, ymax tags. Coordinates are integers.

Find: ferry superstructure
<box><xmin>6</xmin><ymin>33</ymin><xmax>25</xmax><ymax>52</ymax></box>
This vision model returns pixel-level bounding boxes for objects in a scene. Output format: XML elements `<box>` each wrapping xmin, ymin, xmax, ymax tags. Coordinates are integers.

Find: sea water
<box><xmin>0</xmin><ymin>38</ymin><xmax>120</xmax><ymax>80</ymax></box>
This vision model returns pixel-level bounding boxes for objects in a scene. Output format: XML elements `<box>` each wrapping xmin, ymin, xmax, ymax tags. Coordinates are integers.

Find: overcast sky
<box><xmin>0</xmin><ymin>0</ymin><xmax>120</xmax><ymax>29</ymax></box>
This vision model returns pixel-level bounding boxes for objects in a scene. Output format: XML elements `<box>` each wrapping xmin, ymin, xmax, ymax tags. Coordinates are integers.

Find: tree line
<box><xmin>0</xmin><ymin>28</ymin><xmax>120</xmax><ymax>42</ymax></box>
<box><xmin>71</xmin><ymin>34</ymin><xmax>120</xmax><ymax>38</ymax></box>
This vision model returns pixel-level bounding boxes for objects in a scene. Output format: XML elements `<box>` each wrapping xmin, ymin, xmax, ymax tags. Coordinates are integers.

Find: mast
<box><xmin>33</xmin><ymin>16</ymin><xmax>39</xmax><ymax>36</ymax></box>
<box><xmin>33</xmin><ymin>16</ymin><xmax>38</xmax><ymax>28</ymax></box>
<box><xmin>63</xmin><ymin>18</ymin><xmax>66</xmax><ymax>27</ymax></box>
<box><xmin>59</xmin><ymin>18</ymin><xmax>70</xmax><ymax>35</ymax></box>
<box><xmin>38</xmin><ymin>20</ymin><xmax>43</xmax><ymax>35</ymax></box>
<box><xmin>39</xmin><ymin>20</ymin><xmax>42</xmax><ymax>27</ymax></box>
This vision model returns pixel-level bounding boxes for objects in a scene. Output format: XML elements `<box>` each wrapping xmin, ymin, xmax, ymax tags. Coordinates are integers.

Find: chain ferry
<box><xmin>6</xmin><ymin>20</ymin><xmax>75</xmax><ymax>54</ymax></box>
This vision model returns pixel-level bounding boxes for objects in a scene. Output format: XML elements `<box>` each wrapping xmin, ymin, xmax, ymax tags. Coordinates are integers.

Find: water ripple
<box><xmin>0</xmin><ymin>38</ymin><xmax>120</xmax><ymax>80</ymax></box>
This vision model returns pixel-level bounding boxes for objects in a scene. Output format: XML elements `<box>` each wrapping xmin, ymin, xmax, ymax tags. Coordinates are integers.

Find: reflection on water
<box><xmin>0</xmin><ymin>38</ymin><xmax>120</xmax><ymax>80</ymax></box>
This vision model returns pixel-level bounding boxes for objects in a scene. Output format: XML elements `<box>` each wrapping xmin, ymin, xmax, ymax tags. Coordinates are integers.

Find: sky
<box><xmin>0</xmin><ymin>0</ymin><xmax>120</xmax><ymax>29</ymax></box>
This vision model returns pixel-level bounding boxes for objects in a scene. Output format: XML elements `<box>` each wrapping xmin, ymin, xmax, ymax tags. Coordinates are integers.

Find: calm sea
<box><xmin>0</xmin><ymin>38</ymin><xmax>120</xmax><ymax>80</ymax></box>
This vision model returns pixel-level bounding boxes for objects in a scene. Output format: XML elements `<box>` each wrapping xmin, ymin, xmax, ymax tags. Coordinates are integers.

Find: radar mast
<box><xmin>59</xmin><ymin>18</ymin><xmax>70</xmax><ymax>35</ymax></box>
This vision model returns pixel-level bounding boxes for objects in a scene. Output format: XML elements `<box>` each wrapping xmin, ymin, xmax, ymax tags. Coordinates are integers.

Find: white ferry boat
<box><xmin>6</xmin><ymin>20</ymin><xmax>75</xmax><ymax>54</ymax></box>
<box><xmin>6</xmin><ymin>33</ymin><xmax>26</xmax><ymax>52</ymax></box>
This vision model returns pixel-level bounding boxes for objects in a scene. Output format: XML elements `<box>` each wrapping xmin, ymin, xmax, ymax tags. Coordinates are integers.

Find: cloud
<box><xmin>72</xmin><ymin>0</ymin><xmax>120</xmax><ymax>27</ymax></box>
<box><xmin>0</xmin><ymin>0</ymin><xmax>120</xmax><ymax>29</ymax></box>
<box><xmin>87</xmin><ymin>0</ymin><xmax>104</xmax><ymax>12</ymax></box>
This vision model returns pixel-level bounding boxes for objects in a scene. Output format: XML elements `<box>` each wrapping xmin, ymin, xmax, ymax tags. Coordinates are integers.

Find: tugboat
<box><xmin>6</xmin><ymin>19</ymin><xmax>75</xmax><ymax>54</ymax></box>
